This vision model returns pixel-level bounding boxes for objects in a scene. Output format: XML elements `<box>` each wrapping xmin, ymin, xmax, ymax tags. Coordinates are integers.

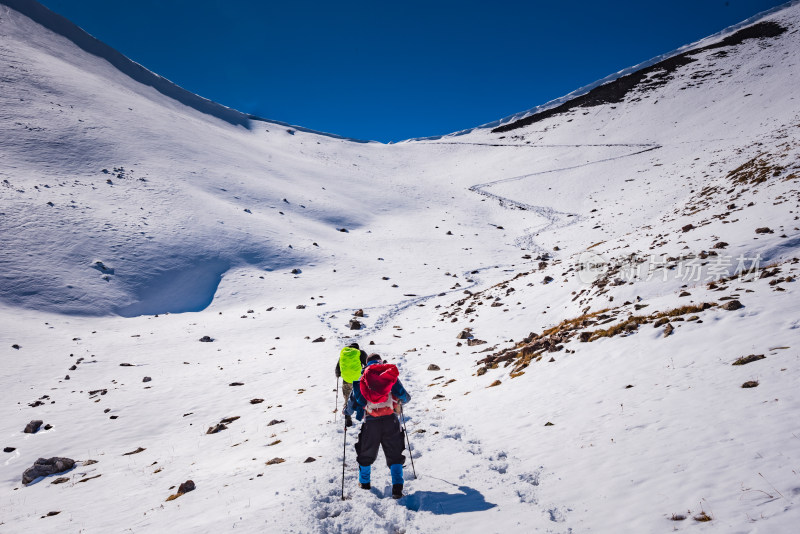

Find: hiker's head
<box><xmin>348</xmin><ymin>342</ymin><xmax>360</xmax><ymax>350</ymax></box>
<box><xmin>367</xmin><ymin>353</ymin><xmax>383</xmax><ymax>364</ymax></box>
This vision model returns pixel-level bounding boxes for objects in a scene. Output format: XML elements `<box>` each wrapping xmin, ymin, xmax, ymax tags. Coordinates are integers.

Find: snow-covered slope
<box><xmin>2</xmin><ymin>0</ymin><xmax>800</xmax><ymax>532</ymax></box>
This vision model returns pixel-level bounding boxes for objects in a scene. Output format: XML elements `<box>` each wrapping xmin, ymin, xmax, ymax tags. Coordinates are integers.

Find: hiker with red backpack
<box><xmin>343</xmin><ymin>353</ymin><xmax>412</xmax><ymax>499</ymax></box>
<box><xmin>335</xmin><ymin>343</ymin><xmax>368</xmax><ymax>426</ymax></box>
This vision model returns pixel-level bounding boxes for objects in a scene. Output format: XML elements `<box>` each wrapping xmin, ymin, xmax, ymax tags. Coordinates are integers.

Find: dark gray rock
<box><xmin>427</xmin><ymin>364</ymin><xmax>441</xmax><ymax>371</ymax></box>
<box><xmin>199</xmin><ymin>336</ymin><xmax>214</xmax><ymax>342</ymax></box>
<box><xmin>24</xmin><ymin>420</ymin><xmax>43</xmax><ymax>434</ymax></box>
<box><xmin>721</xmin><ymin>300</ymin><xmax>743</xmax><ymax>311</ymax></box>
<box><xmin>22</xmin><ymin>457</ymin><xmax>75</xmax><ymax>485</ymax></box>
<box><xmin>178</xmin><ymin>480</ymin><xmax>195</xmax><ymax>494</ymax></box>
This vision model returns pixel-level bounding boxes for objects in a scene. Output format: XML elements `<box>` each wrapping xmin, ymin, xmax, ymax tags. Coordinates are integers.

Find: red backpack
<box><xmin>360</xmin><ymin>363</ymin><xmax>399</xmax><ymax>417</ymax></box>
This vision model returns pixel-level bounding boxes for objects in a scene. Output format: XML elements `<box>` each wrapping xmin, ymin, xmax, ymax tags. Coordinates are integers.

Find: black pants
<box><xmin>355</xmin><ymin>414</ymin><xmax>406</xmax><ymax>467</ymax></box>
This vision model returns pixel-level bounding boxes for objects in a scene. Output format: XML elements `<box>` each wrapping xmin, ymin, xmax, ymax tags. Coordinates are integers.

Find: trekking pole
<box><xmin>341</xmin><ymin>424</ymin><xmax>347</xmax><ymax>500</ymax></box>
<box><xmin>399</xmin><ymin>404</ymin><xmax>417</xmax><ymax>479</ymax></box>
<box><xmin>335</xmin><ymin>376</ymin><xmax>339</xmax><ymax>423</ymax></box>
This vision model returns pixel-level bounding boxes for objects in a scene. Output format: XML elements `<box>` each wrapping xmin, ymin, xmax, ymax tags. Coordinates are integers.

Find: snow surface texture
<box><xmin>2</xmin><ymin>0</ymin><xmax>800</xmax><ymax>532</ymax></box>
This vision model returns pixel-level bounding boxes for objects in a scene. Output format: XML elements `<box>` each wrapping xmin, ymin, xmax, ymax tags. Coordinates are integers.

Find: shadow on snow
<box><xmin>404</xmin><ymin>485</ymin><xmax>496</xmax><ymax>515</ymax></box>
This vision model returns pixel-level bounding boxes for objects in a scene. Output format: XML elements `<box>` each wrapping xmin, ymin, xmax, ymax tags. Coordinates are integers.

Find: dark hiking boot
<box><xmin>392</xmin><ymin>484</ymin><xmax>403</xmax><ymax>499</ymax></box>
<box><xmin>360</xmin><ymin>482</ymin><xmax>371</xmax><ymax>490</ymax></box>
<box><xmin>345</xmin><ymin>414</ymin><xmax>353</xmax><ymax>427</ymax></box>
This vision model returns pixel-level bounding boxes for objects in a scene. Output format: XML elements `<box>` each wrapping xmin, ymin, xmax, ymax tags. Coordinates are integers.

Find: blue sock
<box><xmin>390</xmin><ymin>464</ymin><xmax>404</xmax><ymax>485</ymax></box>
<box><xmin>359</xmin><ymin>464</ymin><xmax>371</xmax><ymax>484</ymax></box>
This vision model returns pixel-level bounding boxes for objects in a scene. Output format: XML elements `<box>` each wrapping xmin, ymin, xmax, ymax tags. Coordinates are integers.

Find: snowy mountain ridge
<box><xmin>2</xmin><ymin>0</ymin><xmax>800</xmax><ymax>532</ymax></box>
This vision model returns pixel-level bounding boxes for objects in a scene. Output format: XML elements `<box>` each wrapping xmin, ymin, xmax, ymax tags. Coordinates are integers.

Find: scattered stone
<box><xmin>22</xmin><ymin>457</ymin><xmax>75</xmax><ymax>485</ymax></box>
<box><xmin>348</xmin><ymin>319</ymin><xmax>362</xmax><ymax>330</ymax></box>
<box><xmin>456</xmin><ymin>330</ymin><xmax>472</xmax><ymax>340</ymax></box>
<box><xmin>548</xmin><ymin>357</ymin><xmax>556</xmax><ymax>362</ymax></box>
<box><xmin>544</xmin><ymin>422</ymin><xmax>554</xmax><ymax>427</ymax></box>
<box><xmin>312</xmin><ymin>336</ymin><xmax>325</xmax><ymax>343</ymax></box>
<box><xmin>229</xmin><ymin>382</ymin><xmax>244</xmax><ymax>386</ymax></box>
<box><xmin>291</xmin><ymin>268</ymin><xmax>301</xmax><ymax>274</ymax></box>
<box><xmin>267</xmin><ymin>419</ymin><xmax>285</xmax><ymax>426</ymax></box>
<box><xmin>44</xmin><ymin>424</ymin><xmax>52</xmax><ymax>430</ymax></box>
<box><xmin>663</xmin><ymin>324</ymin><xmax>674</xmax><ymax>337</ymax></box>
<box><xmin>178</xmin><ymin>480</ymin><xmax>196</xmax><ymax>494</ymax></box>
<box><xmin>199</xmin><ymin>336</ymin><xmax>214</xmax><ymax>342</ymax></box>
<box><xmin>354</xmin><ymin>309</ymin><xmax>364</xmax><ymax>317</ymax></box>
<box><xmin>467</xmin><ymin>339</ymin><xmax>487</xmax><ymax>346</ymax></box>
<box><xmin>579</xmin><ymin>331</ymin><xmax>592</xmax><ymax>342</ymax></box>
<box><xmin>119</xmin><ymin>363</ymin><xmax>133</xmax><ymax>367</ymax></box>
<box><xmin>303</xmin><ymin>457</ymin><xmax>316</xmax><ymax>463</ymax></box>
<box><xmin>433</xmin><ymin>394</ymin><xmax>445</xmax><ymax>399</ymax></box>
<box><xmin>712</xmin><ymin>241</ymin><xmax>729</xmax><ymax>249</ymax></box>
<box><xmin>24</xmin><ymin>420</ymin><xmax>43</xmax><ymax>434</ymax></box>
<box><xmin>50</xmin><ymin>477</ymin><xmax>69</xmax><ymax>485</ymax></box>
<box><xmin>681</xmin><ymin>224</ymin><xmax>695</xmax><ymax>232</ymax></box>
<box><xmin>755</xmin><ymin>227</ymin><xmax>773</xmax><ymax>234</ymax></box>
<box><xmin>679</xmin><ymin>291</ymin><xmax>691</xmax><ymax>297</ymax></box>
<box><xmin>476</xmin><ymin>367</ymin><xmax>487</xmax><ymax>376</ymax></box>
<box><xmin>732</xmin><ymin>354</ymin><xmax>766</xmax><ymax>366</ymax></box>
<box><xmin>488</xmin><ymin>380</ymin><xmax>501</xmax><ymax>388</ymax></box>
<box><xmin>5</xmin><ymin>447</ymin><xmax>17</xmax><ymax>453</ymax></box>
<box><xmin>12</xmin><ymin>344</ymin><xmax>21</xmax><ymax>350</ymax></box>
<box><xmin>83</xmin><ymin>459</ymin><xmax>99</xmax><ymax>465</ymax></box>
<box><xmin>653</xmin><ymin>318</ymin><xmax>669</xmax><ymax>328</ymax></box>
<box><xmin>122</xmin><ymin>447</ymin><xmax>146</xmax><ymax>456</ymax></box>
<box><xmin>69</xmin><ymin>365</ymin><xmax>77</xmax><ymax>371</ymax></box>
<box><xmin>543</xmin><ymin>276</ymin><xmax>554</xmax><ymax>284</ymax></box>
<box><xmin>219</xmin><ymin>416</ymin><xmax>240</xmax><ymax>425</ymax></box>
<box><xmin>250</xmin><ymin>398</ymin><xmax>264</xmax><ymax>404</ymax></box>
<box><xmin>266</xmin><ymin>457</ymin><xmax>285</xmax><ymax>465</ymax></box>
<box><xmin>206</xmin><ymin>423</ymin><xmax>228</xmax><ymax>434</ymax></box>
<box><xmin>741</xmin><ymin>380</ymin><xmax>759</xmax><ymax>388</ymax></box>
<box><xmin>142</xmin><ymin>376</ymin><xmax>152</xmax><ymax>383</ymax></box>
<box><xmin>427</xmin><ymin>364</ymin><xmax>441</xmax><ymax>371</ymax></box>
<box><xmin>625</xmin><ymin>385</ymin><xmax>634</xmax><ymax>389</ymax></box>
<box><xmin>721</xmin><ymin>300</ymin><xmax>743</xmax><ymax>311</ymax></box>
<box><xmin>296</xmin><ymin>305</ymin><xmax>306</xmax><ymax>309</ymax></box>
<box><xmin>44</xmin><ymin>511</ymin><xmax>61</xmax><ymax>517</ymax></box>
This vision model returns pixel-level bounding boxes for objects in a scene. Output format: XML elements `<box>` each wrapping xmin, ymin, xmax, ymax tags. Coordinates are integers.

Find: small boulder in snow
<box><xmin>22</xmin><ymin>457</ymin><xmax>75</xmax><ymax>485</ymax></box>
<box><xmin>24</xmin><ymin>420</ymin><xmax>43</xmax><ymax>434</ymax></box>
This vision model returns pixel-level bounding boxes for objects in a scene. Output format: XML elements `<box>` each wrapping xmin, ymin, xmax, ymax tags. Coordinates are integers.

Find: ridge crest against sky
<box><xmin>33</xmin><ymin>0</ymin><xmax>791</xmax><ymax>142</ymax></box>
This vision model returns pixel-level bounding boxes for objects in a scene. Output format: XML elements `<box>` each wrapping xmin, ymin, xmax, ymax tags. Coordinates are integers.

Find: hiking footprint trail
<box><xmin>302</xmin><ymin>352</ymin><xmax>571</xmax><ymax>533</ymax></box>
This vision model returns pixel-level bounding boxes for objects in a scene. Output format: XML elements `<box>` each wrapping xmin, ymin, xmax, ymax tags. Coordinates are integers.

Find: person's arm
<box><xmin>344</xmin><ymin>380</ymin><xmax>366</xmax><ymax>420</ymax></box>
<box><xmin>392</xmin><ymin>379</ymin><xmax>411</xmax><ymax>405</ymax></box>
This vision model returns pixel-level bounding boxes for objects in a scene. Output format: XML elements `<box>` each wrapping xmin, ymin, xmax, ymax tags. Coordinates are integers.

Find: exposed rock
<box><xmin>312</xmin><ymin>336</ymin><xmax>325</xmax><ymax>343</ymax></box>
<box><xmin>206</xmin><ymin>423</ymin><xmax>228</xmax><ymax>434</ymax></box>
<box><xmin>579</xmin><ymin>331</ymin><xmax>592</xmax><ymax>342</ymax></box>
<box><xmin>755</xmin><ymin>227</ymin><xmax>773</xmax><ymax>234</ymax></box>
<box><xmin>653</xmin><ymin>318</ymin><xmax>669</xmax><ymax>328</ymax></box>
<box><xmin>681</xmin><ymin>224</ymin><xmax>695</xmax><ymax>232</ymax></box>
<box><xmin>303</xmin><ymin>457</ymin><xmax>317</xmax><ymax>463</ymax></box>
<box><xmin>24</xmin><ymin>420</ymin><xmax>43</xmax><ymax>434</ymax></box>
<box><xmin>721</xmin><ymin>300</ymin><xmax>743</xmax><ymax>311</ymax></box>
<box><xmin>354</xmin><ymin>309</ymin><xmax>364</xmax><ymax>317</ymax></box>
<box><xmin>663</xmin><ymin>324</ymin><xmax>674</xmax><ymax>337</ymax></box>
<box><xmin>467</xmin><ymin>339</ymin><xmax>487</xmax><ymax>346</ymax></box>
<box><xmin>488</xmin><ymin>380</ymin><xmax>502</xmax><ymax>387</ymax></box>
<box><xmin>679</xmin><ymin>291</ymin><xmax>691</xmax><ymax>297</ymax></box>
<box><xmin>456</xmin><ymin>330</ymin><xmax>472</xmax><ymax>340</ymax></box>
<box><xmin>267</xmin><ymin>419</ymin><xmax>285</xmax><ymax>426</ymax></box>
<box><xmin>250</xmin><ymin>398</ymin><xmax>264</xmax><ymax>404</ymax></box>
<box><xmin>712</xmin><ymin>241</ymin><xmax>729</xmax><ymax>249</ymax></box>
<box><xmin>476</xmin><ymin>367</ymin><xmax>487</xmax><ymax>376</ymax></box>
<box><xmin>83</xmin><ymin>459</ymin><xmax>99</xmax><ymax>465</ymax></box>
<box><xmin>178</xmin><ymin>480</ymin><xmax>195</xmax><ymax>494</ymax></box>
<box><xmin>199</xmin><ymin>336</ymin><xmax>214</xmax><ymax>342</ymax></box>
<box><xmin>22</xmin><ymin>457</ymin><xmax>75</xmax><ymax>485</ymax></box>
<box><xmin>142</xmin><ymin>376</ymin><xmax>152</xmax><ymax>383</ymax></box>
<box><xmin>119</xmin><ymin>363</ymin><xmax>133</xmax><ymax>367</ymax></box>
<box><xmin>741</xmin><ymin>380</ymin><xmax>759</xmax><ymax>388</ymax></box>
<box><xmin>544</xmin><ymin>422</ymin><xmax>554</xmax><ymax>427</ymax></box>
<box><xmin>229</xmin><ymin>382</ymin><xmax>244</xmax><ymax>386</ymax></box>
<box><xmin>348</xmin><ymin>319</ymin><xmax>362</xmax><ymax>330</ymax></box>
<box><xmin>266</xmin><ymin>457</ymin><xmax>285</xmax><ymax>465</ymax></box>
<box><xmin>12</xmin><ymin>344</ymin><xmax>21</xmax><ymax>350</ymax></box>
<box><xmin>543</xmin><ymin>275</ymin><xmax>554</xmax><ymax>284</ymax></box>
<box><xmin>296</xmin><ymin>305</ymin><xmax>306</xmax><ymax>309</ymax></box>
<box><xmin>122</xmin><ymin>447</ymin><xmax>146</xmax><ymax>456</ymax></box>
<box><xmin>427</xmin><ymin>364</ymin><xmax>441</xmax><ymax>371</ymax></box>
<box><xmin>291</xmin><ymin>268</ymin><xmax>301</xmax><ymax>274</ymax></box>
<box><xmin>50</xmin><ymin>477</ymin><xmax>69</xmax><ymax>485</ymax></box>
<box><xmin>5</xmin><ymin>447</ymin><xmax>17</xmax><ymax>453</ymax></box>
<box><xmin>219</xmin><ymin>416</ymin><xmax>240</xmax><ymax>425</ymax></box>
<box><xmin>732</xmin><ymin>354</ymin><xmax>766</xmax><ymax>366</ymax></box>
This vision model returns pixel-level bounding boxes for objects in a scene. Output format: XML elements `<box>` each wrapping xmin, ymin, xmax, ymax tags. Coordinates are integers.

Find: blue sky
<box><xmin>38</xmin><ymin>0</ymin><xmax>788</xmax><ymax>142</ymax></box>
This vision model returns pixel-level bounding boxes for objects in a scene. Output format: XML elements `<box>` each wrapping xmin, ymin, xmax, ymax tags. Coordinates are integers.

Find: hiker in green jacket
<box><xmin>335</xmin><ymin>342</ymin><xmax>367</xmax><ymax>426</ymax></box>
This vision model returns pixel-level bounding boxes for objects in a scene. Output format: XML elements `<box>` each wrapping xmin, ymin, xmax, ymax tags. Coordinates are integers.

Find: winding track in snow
<box><xmin>308</xmin><ymin>141</ymin><xmax>662</xmax><ymax>530</ymax></box>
